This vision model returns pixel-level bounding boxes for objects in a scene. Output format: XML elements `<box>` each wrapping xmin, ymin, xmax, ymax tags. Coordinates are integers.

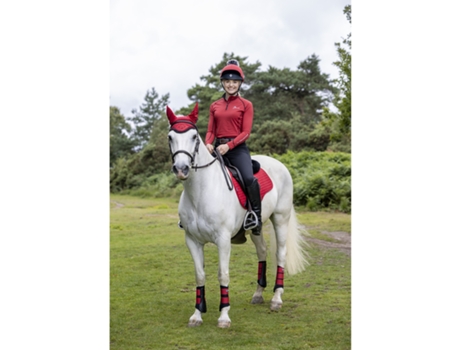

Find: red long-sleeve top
<box><xmin>205</xmin><ymin>95</ymin><xmax>254</xmax><ymax>150</ymax></box>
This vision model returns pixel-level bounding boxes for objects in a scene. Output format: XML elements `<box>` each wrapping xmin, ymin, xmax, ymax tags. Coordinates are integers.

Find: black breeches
<box><xmin>221</xmin><ymin>143</ymin><xmax>254</xmax><ymax>188</ymax></box>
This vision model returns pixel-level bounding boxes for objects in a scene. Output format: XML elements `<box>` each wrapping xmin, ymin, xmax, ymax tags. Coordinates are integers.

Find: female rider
<box><xmin>205</xmin><ymin>59</ymin><xmax>262</xmax><ymax>235</ymax></box>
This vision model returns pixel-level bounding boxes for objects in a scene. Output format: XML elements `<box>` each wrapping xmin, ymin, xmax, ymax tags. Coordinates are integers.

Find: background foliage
<box><xmin>274</xmin><ymin>151</ymin><xmax>351</xmax><ymax>213</ymax></box>
<box><xmin>111</xmin><ymin>151</ymin><xmax>351</xmax><ymax>213</ymax></box>
<box><xmin>109</xmin><ymin>5</ymin><xmax>352</xmax><ymax>212</ymax></box>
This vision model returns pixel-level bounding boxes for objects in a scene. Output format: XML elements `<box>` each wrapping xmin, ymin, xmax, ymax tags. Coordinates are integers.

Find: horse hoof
<box><xmin>188</xmin><ymin>320</ymin><xmax>203</xmax><ymax>327</ymax></box>
<box><xmin>251</xmin><ymin>296</ymin><xmax>264</xmax><ymax>304</ymax></box>
<box><xmin>217</xmin><ymin>321</ymin><xmax>231</xmax><ymax>328</ymax></box>
<box><xmin>270</xmin><ymin>301</ymin><xmax>282</xmax><ymax>311</ymax></box>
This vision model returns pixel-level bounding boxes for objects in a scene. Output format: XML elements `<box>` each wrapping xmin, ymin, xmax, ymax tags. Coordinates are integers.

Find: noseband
<box><xmin>169</xmin><ymin>120</ymin><xmax>217</xmax><ymax>170</ymax></box>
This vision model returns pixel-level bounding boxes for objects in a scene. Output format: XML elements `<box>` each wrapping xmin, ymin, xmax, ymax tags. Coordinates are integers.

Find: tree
<box><xmin>110</xmin><ymin>106</ymin><xmax>135</xmax><ymax>167</ymax></box>
<box><xmin>178</xmin><ymin>53</ymin><xmax>336</xmax><ymax>154</ymax></box>
<box><xmin>144</xmin><ymin>112</ymin><xmax>173</xmax><ymax>174</ymax></box>
<box><xmin>250</xmin><ymin>119</ymin><xmax>293</xmax><ymax>155</ymax></box>
<box><xmin>322</xmin><ymin>4</ymin><xmax>351</xmax><ymax>147</ymax></box>
<box><xmin>176</xmin><ymin>53</ymin><xmax>262</xmax><ymax>140</ymax></box>
<box><xmin>109</xmin><ymin>109</ymin><xmax>175</xmax><ymax>192</ymax></box>
<box><xmin>129</xmin><ymin>87</ymin><xmax>170</xmax><ymax>149</ymax></box>
<box><xmin>248</xmin><ymin>54</ymin><xmax>336</xmax><ymax>129</ymax></box>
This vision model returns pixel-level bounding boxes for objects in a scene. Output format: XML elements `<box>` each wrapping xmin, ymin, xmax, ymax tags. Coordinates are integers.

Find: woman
<box><xmin>205</xmin><ymin>59</ymin><xmax>262</xmax><ymax>235</ymax></box>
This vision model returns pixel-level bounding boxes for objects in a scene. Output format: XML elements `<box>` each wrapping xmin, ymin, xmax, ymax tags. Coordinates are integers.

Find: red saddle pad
<box><xmin>230</xmin><ymin>168</ymin><xmax>274</xmax><ymax>209</ymax></box>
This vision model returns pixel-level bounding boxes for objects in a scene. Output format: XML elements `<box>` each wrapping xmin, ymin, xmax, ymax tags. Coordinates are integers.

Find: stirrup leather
<box><xmin>243</xmin><ymin>210</ymin><xmax>259</xmax><ymax>231</ymax></box>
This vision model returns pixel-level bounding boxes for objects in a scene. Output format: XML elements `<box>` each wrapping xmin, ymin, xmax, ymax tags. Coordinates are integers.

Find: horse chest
<box><xmin>188</xmin><ymin>211</ymin><xmax>225</xmax><ymax>231</ymax></box>
<box><xmin>179</xmin><ymin>201</ymin><xmax>242</xmax><ymax>242</ymax></box>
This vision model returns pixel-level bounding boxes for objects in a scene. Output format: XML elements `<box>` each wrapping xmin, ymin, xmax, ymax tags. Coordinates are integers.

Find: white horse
<box><xmin>166</xmin><ymin>103</ymin><xmax>308</xmax><ymax>328</ymax></box>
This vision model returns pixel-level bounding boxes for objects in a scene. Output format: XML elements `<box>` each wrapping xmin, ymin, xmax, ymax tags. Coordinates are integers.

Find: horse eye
<box><xmin>192</xmin><ymin>134</ymin><xmax>197</xmax><ymax>140</ymax></box>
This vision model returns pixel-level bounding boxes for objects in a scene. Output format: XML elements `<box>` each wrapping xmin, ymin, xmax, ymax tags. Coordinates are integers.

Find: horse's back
<box><xmin>252</xmin><ymin>155</ymin><xmax>293</xmax><ymax>189</ymax></box>
<box><xmin>252</xmin><ymin>155</ymin><xmax>293</xmax><ymax>214</ymax></box>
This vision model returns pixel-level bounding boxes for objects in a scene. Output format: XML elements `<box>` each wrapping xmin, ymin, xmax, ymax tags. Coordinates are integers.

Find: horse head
<box><xmin>167</xmin><ymin>103</ymin><xmax>200</xmax><ymax>180</ymax></box>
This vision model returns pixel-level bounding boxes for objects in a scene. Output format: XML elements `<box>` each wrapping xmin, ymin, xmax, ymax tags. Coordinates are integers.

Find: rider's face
<box><xmin>222</xmin><ymin>79</ymin><xmax>241</xmax><ymax>95</ymax></box>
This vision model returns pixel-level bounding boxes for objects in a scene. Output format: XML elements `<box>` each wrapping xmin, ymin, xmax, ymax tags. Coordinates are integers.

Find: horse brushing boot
<box><xmin>246</xmin><ymin>179</ymin><xmax>262</xmax><ymax>235</ymax></box>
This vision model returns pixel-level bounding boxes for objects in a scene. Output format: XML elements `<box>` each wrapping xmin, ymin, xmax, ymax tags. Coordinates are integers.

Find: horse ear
<box><xmin>166</xmin><ymin>106</ymin><xmax>177</xmax><ymax>124</ymax></box>
<box><xmin>188</xmin><ymin>103</ymin><xmax>199</xmax><ymax>124</ymax></box>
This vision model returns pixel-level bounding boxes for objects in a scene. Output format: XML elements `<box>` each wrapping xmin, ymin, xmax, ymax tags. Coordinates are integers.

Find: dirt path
<box><xmin>305</xmin><ymin>230</ymin><xmax>351</xmax><ymax>257</ymax></box>
<box><xmin>111</xmin><ymin>200</ymin><xmax>125</xmax><ymax>208</ymax></box>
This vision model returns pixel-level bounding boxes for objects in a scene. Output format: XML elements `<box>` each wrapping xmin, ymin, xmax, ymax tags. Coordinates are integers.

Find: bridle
<box><xmin>169</xmin><ymin>120</ymin><xmax>234</xmax><ymax>190</ymax></box>
<box><xmin>169</xmin><ymin>120</ymin><xmax>217</xmax><ymax>171</ymax></box>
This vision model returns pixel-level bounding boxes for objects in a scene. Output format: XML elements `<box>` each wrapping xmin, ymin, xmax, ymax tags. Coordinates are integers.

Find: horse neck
<box><xmin>195</xmin><ymin>138</ymin><xmax>215</xmax><ymax>165</ymax></box>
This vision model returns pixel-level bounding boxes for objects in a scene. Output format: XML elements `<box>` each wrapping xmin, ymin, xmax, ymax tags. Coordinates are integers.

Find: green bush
<box><xmin>111</xmin><ymin>150</ymin><xmax>351</xmax><ymax>213</ymax></box>
<box><xmin>121</xmin><ymin>172</ymin><xmax>181</xmax><ymax>198</ymax></box>
<box><xmin>273</xmin><ymin>151</ymin><xmax>351</xmax><ymax>213</ymax></box>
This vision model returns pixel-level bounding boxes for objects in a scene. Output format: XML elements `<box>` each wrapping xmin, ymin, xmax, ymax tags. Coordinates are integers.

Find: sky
<box><xmin>110</xmin><ymin>0</ymin><xmax>351</xmax><ymax>116</ymax></box>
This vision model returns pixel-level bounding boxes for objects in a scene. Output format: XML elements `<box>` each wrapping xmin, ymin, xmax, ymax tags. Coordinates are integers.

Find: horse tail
<box><xmin>284</xmin><ymin>206</ymin><xmax>309</xmax><ymax>275</ymax></box>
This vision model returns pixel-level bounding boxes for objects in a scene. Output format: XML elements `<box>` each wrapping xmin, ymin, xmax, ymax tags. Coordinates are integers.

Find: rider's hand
<box><xmin>217</xmin><ymin>144</ymin><xmax>230</xmax><ymax>155</ymax></box>
<box><xmin>206</xmin><ymin>144</ymin><xmax>214</xmax><ymax>154</ymax></box>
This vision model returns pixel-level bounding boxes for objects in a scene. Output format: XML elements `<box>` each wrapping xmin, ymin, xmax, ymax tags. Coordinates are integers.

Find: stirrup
<box><xmin>178</xmin><ymin>221</ymin><xmax>184</xmax><ymax>230</ymax></box>
<box><xmin>243</xmin><ymin>210</ymin><xmax>258</xmax><ymax>231</ymax></box>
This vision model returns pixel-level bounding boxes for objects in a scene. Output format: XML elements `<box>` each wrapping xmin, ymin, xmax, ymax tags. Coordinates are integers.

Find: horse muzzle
<box><xmin>172</xmin><ymin>164</ymin><xmax>190</xmax><ymax>180</ymax></box>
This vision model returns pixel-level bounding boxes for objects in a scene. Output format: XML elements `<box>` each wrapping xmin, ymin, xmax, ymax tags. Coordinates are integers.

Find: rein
<box><xmin>192</xmin><ymin>157</ymin><xmax>218</xmax><ymax>171</ymax></box>
<box><xmin>214</xmin><ymin>149</ymin><xmax>234</xmax><ymax>191</ymax></box>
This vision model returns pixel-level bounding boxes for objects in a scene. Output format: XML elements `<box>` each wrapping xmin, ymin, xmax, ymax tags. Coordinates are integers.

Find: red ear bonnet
<box><xmin>167</xmin><ymin>103</ymin><xmax>199</xmax><ymax>132</ymax></box>
<box><xmin>188</xmin><ymin>103</ymin><xmax>198</xmax><ymax>124</ymax></box>
<box><xmin>166</xmin><ymin>106</ymin><xmax>178</xmax><ymax>124</ymax></box>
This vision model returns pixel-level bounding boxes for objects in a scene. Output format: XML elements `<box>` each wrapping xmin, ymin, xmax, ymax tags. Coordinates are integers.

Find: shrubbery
<box><xmin>124</xmin><ymin>173</ymin><xmax>182</xmax><ymax>198</ymax></box>
<box><xmin>110</xmin><ymin>163</ymin><xmax>182</xmax><ymax>198</ymax></box>
<box><xmin>110</xmin><ymin>150</ymin><xmax>351</xmax><ymax>213</ymax></box>
<box><xmin>273</xmin><ymin>151</ymin><xmax>351</xmax><ymax>213</ymax></box>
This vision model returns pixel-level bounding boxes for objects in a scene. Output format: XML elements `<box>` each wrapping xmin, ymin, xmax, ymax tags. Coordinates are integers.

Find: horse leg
<box><xmin>185</xmin><ymin>234</ymin><xmax>206</xmax><ymax>327</ymax></box>
<box><xmin>249</xmin><ymin>233</ymin><xmax>267</xmax><ymax>304</ymax></box>
<box><xmin>270</xmin><ymin>213</ymin><xmax>288</xmax><ymax>311</ymax></box>
<box><xmin>216</xmin><ymin>238</ymin><xmax>232</xmax><ymax>328</ymax></box>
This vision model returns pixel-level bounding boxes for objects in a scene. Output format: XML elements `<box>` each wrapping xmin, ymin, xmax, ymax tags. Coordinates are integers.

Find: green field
<box><xmin>110</xmin><ymin>194</ymin><xmax>351</xmax><ymax>350</ymax></box>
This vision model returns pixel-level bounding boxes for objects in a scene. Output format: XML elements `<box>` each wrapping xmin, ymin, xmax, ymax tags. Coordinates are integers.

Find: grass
<box><xmin>111</xmin><ymin>194</ymin><xmax>351</xmax><ymax>349</ymax></box>
<box><xmin>297</xmin><ymin>211</ymin><xmax>351</xmax><ymax>243</ymax></box>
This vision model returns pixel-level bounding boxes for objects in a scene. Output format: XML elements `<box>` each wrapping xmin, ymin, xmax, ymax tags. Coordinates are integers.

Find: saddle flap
<box><xmin>229</xmin><ymin>168</ymin><xmax>274</xmax><ymax>210</ymax></box>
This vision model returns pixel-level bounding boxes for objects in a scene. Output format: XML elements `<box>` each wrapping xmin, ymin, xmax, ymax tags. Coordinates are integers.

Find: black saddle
<box><xmin>223</xmin><ymin>158</ymin><xmax>261</xmax><ymax>192</ymax></box>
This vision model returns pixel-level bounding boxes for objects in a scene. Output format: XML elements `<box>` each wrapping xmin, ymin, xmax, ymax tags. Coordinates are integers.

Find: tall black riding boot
<box><xmin>246</xmin><ymin>179</ymin><xmax>262</xmax><ymax>235</ymax></box>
